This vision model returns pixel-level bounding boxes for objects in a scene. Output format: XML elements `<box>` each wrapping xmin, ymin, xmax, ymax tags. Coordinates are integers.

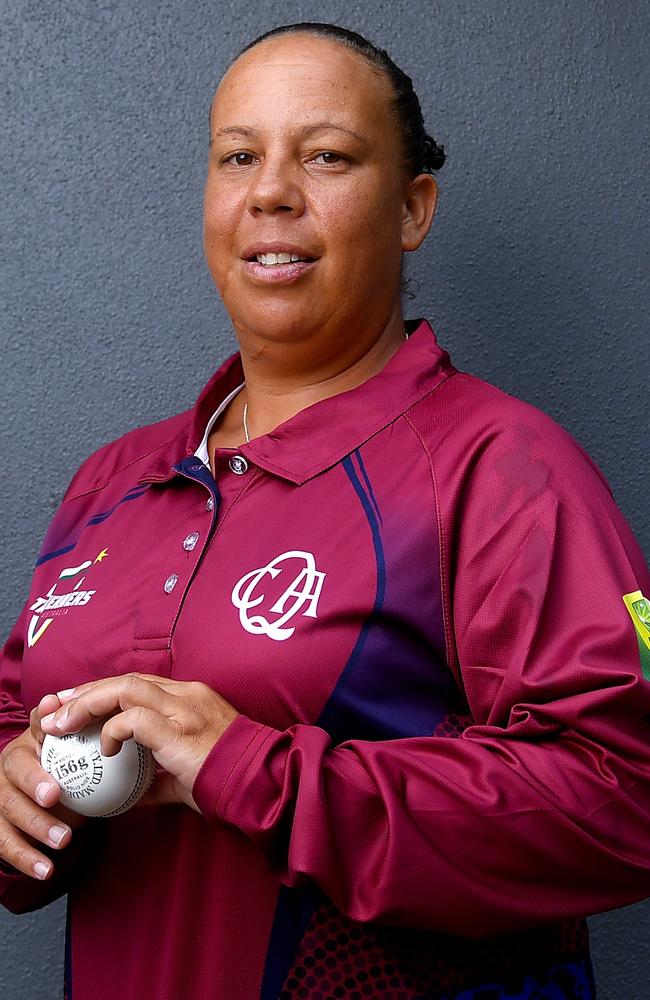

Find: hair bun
<box><xmin>423</xmin><ymin>134</ymin><xmax>445</xmax><ymax>172</ymax></box>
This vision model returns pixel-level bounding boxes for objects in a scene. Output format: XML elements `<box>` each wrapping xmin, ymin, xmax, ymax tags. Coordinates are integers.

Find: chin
<box><xmin>226</xmin><ymin>299</ymin><xmax>320</xmax><ymax>343</ymax></box>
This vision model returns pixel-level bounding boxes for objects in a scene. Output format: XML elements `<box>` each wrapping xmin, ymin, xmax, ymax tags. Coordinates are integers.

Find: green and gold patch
<box><xmin>623</xmin><ymin>590</ymin><xmax>650</xmax><ymax>680</ymax></box>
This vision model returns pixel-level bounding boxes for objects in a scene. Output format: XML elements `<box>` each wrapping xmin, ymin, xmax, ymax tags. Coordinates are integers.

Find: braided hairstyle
<box><xmin>231</xmin><ymin>22</ymin><xmax>445</xmax><ymax>178</ymax></box>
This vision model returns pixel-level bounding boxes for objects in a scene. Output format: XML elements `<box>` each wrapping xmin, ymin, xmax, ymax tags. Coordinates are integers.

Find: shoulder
<box><xmin>62</xmin><ymin>408</ymin><xmax>192</xmax><ymax>502</ymax></box>
<box><xmin>407</xmin><ymin>369</ymin><xmax>616</xmax><ymax>515</ymax></box>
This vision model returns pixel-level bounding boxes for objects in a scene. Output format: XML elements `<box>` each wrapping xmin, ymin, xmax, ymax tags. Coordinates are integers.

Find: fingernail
<box><xmin>48</xmin><ymin>825</ymin><xmax>68</xmax><ymax>848</ymax></box>
<box><xmin>33</xmin><ymin>861</ymin><xmax>51</xmax><ymax>880</ymax></box>
<box><xmin>54</xmin><ymin>708</ymin><xmax>69</xmax><ymax>729</ymax></box>
<box><xmin>41</xmin><ymin>712</ymin><xmax>56</xmax><ymax>727</ymax></box>
<box><xmin>57</xmin><ymin>688</ymin><xmax>75</xmax><ymax>700</ymax></box>
<box><xmin>36</xmin><ymin>781</ymin><xmax>56</xmax><ymax>805</ymax></box>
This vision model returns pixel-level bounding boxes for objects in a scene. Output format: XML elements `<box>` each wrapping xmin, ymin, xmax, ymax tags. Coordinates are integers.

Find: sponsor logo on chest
<box><xmin>27</xmin><ymin>549</ymin><xmax>108</xmax><ymax>647</ymax></box>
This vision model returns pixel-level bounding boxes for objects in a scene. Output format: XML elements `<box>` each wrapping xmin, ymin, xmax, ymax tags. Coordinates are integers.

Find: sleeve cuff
<box><xmin>192</xmin><ymin>714</ymin><xmax>278</xmax><ymax>823</ymax></box>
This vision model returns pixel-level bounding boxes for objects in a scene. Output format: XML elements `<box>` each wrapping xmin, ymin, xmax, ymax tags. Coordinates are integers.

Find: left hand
<box><xmin>39</xmin><ymin>675</ymin><xmax>239</xmax><ymax>813</ymax></box>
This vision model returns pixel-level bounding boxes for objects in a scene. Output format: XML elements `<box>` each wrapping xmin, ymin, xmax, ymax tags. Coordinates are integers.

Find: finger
<box><xmin>2</xmin><ymin>740</ymin><xmax>61</xmax><ymax>810</ymax></box>
<box><xmin>100</xmin><ymin>707</ymin><xmax>181</xmax><ymax>757</ymax></box>
<box><xmin>101</xmin><ymin>707</ymin><xmax>213</xmax><ymax>793</ymax></box>
<box><xmin>0</xmin><ymin>781</ymin><xmax>71</xmax><ymax>854</ymax></box>
<box><xmin>54</xmin><ymin>686</ymin><xmax>77</xmax><ymax>703</ymax></box>
<box><xmin>49</xmin><ymin>799</ymin><xmax>88</xmax><ymax>833</ymax></box>
<box><xmin>54</xmin><ymin>673</ymin><xmax>191</xmax><ymax>704</ymax></box>
<box><xmin>30</xmin><ymin>695</ymin><xmax>62</xmax><ymax>746</ymax></box>
<box><xmin>118</xmin><ymin>674</ymin><xmax>200</xmax><ymax>693</ymax></box>
<box><xmin>0</xmin><ymin>816</ymin><xmax>57</xmax><ymax>880</ymax></box>
<box><xmin>41</xmin><ymin>675</ymin><xmax>180</xmax><ymax>736</ymax></box>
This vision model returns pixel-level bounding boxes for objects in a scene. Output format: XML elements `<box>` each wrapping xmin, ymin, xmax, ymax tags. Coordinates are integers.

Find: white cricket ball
<box><xmin>41</xmin><ymin>722</ymin><xmax>155</xmax><ymax>818</ymax></box>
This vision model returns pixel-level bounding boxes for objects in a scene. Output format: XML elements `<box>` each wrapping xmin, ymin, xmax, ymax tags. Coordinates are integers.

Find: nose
<box><xmin>246</xmin><ymin>156</ymin><xmax>305</xmax><ymax>217</ymax></box>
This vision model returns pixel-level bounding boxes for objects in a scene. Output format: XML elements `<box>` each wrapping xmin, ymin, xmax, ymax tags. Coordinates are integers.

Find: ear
<box><xmin>401</xmin><ymin>174</ymin><xmax>438</xmax><ymax>252</ymax></box>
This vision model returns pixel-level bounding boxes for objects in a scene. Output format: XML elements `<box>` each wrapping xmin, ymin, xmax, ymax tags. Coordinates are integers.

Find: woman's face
<box><xmin>204</xmin><ymin>34</ymin><xmax>434</xmax><ymax>346</ymax></box>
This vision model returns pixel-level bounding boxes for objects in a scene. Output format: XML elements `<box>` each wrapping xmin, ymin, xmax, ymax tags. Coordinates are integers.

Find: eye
<box><xmin>312</xmin><ymin>151</ymin><xmax>348</xmax><ymax>166</ymax></box>
<box><xmin>223</xmin><ymin>151</ymin><xmax>256</xmax><ymax>166</ymax></box>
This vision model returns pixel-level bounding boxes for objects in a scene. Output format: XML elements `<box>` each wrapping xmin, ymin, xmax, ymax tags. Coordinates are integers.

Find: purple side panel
<box><xmin>317</xmin><ymin>439</ymin><xmax>463</xmax><ymax>743</ymax></box>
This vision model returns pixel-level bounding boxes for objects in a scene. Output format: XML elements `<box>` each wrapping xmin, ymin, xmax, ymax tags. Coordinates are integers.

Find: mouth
<box><xmin>241</xmin><ymin>245</ymin><xmax>318</xmax><ymax>284</ymax></box>
<box><xmin>251</xmin><ymin>251</ymin><xmax>314</xmax><ymax>267</ymax></box>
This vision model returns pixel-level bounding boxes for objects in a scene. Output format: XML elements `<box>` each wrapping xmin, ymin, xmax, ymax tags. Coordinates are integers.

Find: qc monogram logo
<box><xmin>231</xmin><ymin>550</ymin><xmax>326</xmax><ymax>641</ymax></box>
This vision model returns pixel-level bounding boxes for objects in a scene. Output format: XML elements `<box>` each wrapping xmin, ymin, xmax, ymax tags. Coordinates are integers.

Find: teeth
<box><xmin>256</xmin><ymin>252</ymin><xmax>307</xmax><ymax>266</ymax></box>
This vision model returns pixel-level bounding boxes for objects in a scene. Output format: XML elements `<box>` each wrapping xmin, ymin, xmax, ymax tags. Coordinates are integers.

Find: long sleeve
<box><xmin>0</xmin><ymin>515</ymin><xmax>99</xmax><ymax>914</ymax></box>
<box><xmin>0</xmin><ymin>607</ymin><xmax>33</xmax><ymax>756</ymax></box>
<box><xmin>0</xmin><ymin>640</ymin><xmax>96</xmax><ymax>913</ymax></box>
<box><xmin>193</xmin><ymin>391</ymin><xmax>650</xmax><ymax>939</ymax></box>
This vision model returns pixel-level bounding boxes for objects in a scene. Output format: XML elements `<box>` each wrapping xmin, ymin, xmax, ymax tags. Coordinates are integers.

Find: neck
<box><xmin>234</xmin><ymin>307</ymin><xmax>407</xmax><ymax>442</ymax></box>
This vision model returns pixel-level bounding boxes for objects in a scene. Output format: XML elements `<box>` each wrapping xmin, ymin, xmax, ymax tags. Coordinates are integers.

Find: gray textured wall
<box><xmin>1</xmin><ymin>1</ymin><xmax>648</xmax><ymax>997</ymax></box>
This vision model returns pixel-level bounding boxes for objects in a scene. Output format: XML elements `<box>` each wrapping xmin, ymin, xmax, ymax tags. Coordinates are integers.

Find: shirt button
<box><xmin>163</xmin><ymin>574</ymin><xmax>178</xmax><ymax>594</ymax></box>
<box><xmin>229</xmin><ymin>455</ymin><xmax>248</xmax><ymax>475</ymax></box>
<box><xmin>183</xmin><ymin>532</ymin><xmax>199</xmax><ymax>552</ymax></box>
<box><xmin>206</xmin><ymin>496</ymin><xmax>215</xmax><ymax>512</ymax></box>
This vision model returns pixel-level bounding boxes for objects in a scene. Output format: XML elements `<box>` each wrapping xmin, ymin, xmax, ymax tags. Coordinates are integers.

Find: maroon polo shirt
<box><xmin>1</xmin><ymin>319</ymin><xmax>649</xmax><ymax>999</ymax></box>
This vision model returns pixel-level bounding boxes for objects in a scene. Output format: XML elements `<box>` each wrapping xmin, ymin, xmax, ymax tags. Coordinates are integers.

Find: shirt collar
<box><xmin>181</xmin><ymin>319</ymin><xmax>456</xmax><ymax>486</ymax></box>
<box><xmin>193</xmin><ymin>382</ymin><xmax>245</xmax><ymax>466</ymax></box>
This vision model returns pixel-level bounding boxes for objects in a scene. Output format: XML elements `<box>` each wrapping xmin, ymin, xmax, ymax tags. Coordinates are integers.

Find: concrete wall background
<box><xmin>1</xmin><ymin>0</ymin><xmax>648</xmax><ymax>996</ymax></box>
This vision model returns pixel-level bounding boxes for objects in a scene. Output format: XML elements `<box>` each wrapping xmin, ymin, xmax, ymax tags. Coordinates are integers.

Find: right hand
<box><xmin>0</xmin><ymin>694</ymin><xmax>86</xmax><ymax>880</ymax></box>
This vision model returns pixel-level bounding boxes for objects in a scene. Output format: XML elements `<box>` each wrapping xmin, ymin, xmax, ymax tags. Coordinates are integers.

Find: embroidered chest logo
<box><xmin>231</xmin><ymin>550</ymin><xmax>326</xmax><ymax>641</ymax></box>
<box><xmin>27</xmin><ymin>549</ymin><xmax>108</xmax><ymax>648</ymax></box>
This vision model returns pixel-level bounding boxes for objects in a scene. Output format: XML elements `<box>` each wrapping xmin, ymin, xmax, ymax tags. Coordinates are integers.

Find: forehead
<box><xmin>211</xmin><ymin>34</ymin><xmax>395</xmax><ymax>136</ymax></box>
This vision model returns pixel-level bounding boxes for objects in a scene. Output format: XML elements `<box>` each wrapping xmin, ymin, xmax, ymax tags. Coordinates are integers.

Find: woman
<box><xmin>1</xmin><ymin>21</ymin><xmax>649</xmax><ymax>1000</ymax></box>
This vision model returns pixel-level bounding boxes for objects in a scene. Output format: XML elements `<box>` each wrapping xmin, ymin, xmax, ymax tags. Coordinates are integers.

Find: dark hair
<box><xmin>230</xmin><ymin>22</ymin><xmax>445</xmax><ymax>178</ymax></box>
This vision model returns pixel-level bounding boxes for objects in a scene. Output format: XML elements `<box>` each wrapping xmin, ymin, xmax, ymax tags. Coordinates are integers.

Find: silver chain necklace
<box><xmin>242</xmin><ymin>329</ymin><xmax>410</xmax><ymax>444</ymax></box>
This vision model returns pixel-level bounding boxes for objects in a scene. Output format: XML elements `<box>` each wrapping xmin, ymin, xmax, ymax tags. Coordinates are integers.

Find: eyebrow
<box><xmin>210</xmin><ymin>122</ymin><xmax>369</xmax><ymax>145</ymax></box>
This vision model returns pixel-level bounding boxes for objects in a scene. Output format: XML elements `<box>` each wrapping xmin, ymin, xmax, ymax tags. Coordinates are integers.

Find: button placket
<box><xmin>136</xmin><ymin>464</ymin><xmax>220</xmax><ymax>649</ymax></box>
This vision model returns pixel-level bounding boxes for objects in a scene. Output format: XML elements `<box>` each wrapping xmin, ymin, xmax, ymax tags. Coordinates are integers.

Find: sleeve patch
<box><xmin>623</xmin><ymin>591</ymin><xmax>650</xmax><ymax>681</ymax></box>
<box><xmin>624</xmin><ymin>591</ymin><xmax>650</xmax><ymax>651</ymax></box>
